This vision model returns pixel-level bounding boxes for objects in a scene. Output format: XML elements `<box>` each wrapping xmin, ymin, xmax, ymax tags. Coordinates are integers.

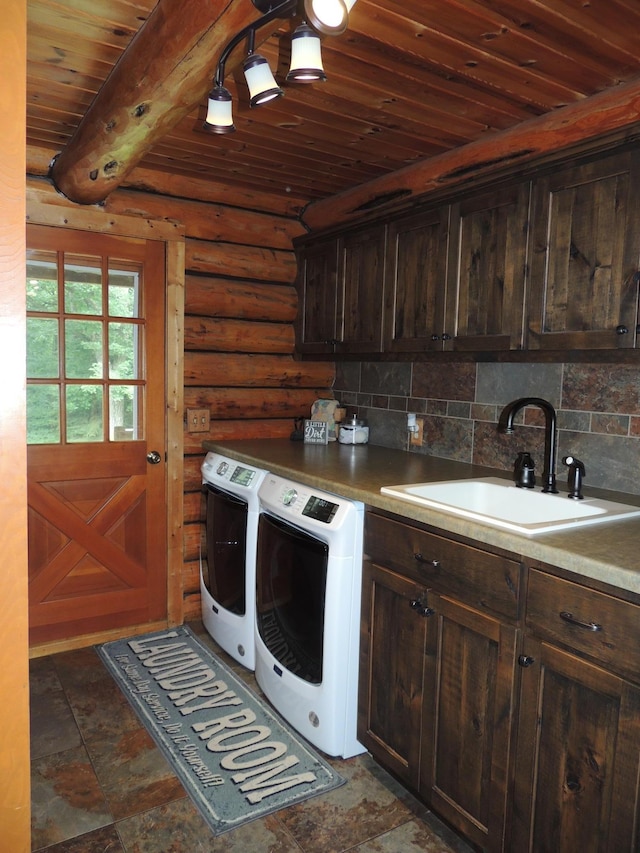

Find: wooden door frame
<box><xmin>2</xmin><ymin>0</ymin><xmax>29</xmax><ymax>847</ymax></box>
<box><xmin>26</xmin><ymin>198</ymin><xmax>186</xmax><ymax>655</ymax></box>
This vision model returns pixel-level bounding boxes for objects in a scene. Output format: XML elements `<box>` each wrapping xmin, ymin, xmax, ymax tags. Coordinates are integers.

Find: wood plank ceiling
<box><xmin>26</xmin><ymin>0</ymin><xmax>640</xmax><ymax>207</ymax></box>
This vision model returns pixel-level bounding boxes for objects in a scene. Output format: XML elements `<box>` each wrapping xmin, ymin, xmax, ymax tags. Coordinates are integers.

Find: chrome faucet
<box><xmin>498</xmin><ymin>397</ymin><xmax>559</xmax><ymax>494</ymax></box>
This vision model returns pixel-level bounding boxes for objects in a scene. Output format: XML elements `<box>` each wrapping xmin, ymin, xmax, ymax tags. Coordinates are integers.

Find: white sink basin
<box><xmin>381</xmin><ymin>477</ymin><xmax>640</xmax><ymax>535</ymax></box>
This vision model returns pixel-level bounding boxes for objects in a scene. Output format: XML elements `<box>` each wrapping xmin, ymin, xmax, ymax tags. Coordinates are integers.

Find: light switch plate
<box><xmin>186</xmin><ymin>408</ymin><xmax>210</xmax><ymax>433</ymax></box>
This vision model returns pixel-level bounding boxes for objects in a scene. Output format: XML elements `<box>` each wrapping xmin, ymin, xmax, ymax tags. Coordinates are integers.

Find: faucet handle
<box><xmin>563</xmin><ymin>455</ymin><xmax>585</xmax><ymax>500</ymax></box>
<box><xmin>514</xmin><ymin>452</ymin><xmax>536</xmax><ymax>489</ymax></box>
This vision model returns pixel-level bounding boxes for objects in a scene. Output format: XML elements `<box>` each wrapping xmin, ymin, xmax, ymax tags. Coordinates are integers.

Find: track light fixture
<box><xmin>287</xmin><ymin>22</ymin><xmax>326</xmax><ymax>82</ymax></box>
<box><xmin>243</xmin><ymin>29</ymin><xmax>284</xmax><ymax>107</ymax></box>
<box><xmin>203</xmin><ymin>83</ymin><xmax>235</xmax><ymax>134</ymax></box>
<box><xmin>203</xmin><ymin>0</ymin><xmax>357</xmax><ymax>135</ymax></box>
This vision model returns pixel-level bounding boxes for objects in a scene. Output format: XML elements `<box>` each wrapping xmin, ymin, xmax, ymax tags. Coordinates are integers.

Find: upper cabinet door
<box><xmin>527</xmin><ymin>150</ymin><xmax>640</xmax><ymax>350</ymax></box>
<box><xmin>339</xmin><ymin>223</ymin><xmax>387</xmax><ymax>353</ymax></box>
<box><xmin>445</xmin><ymin>182</ymin><xmax>532</xmax><ymax>351</ymax></box>
<box><xmin>384</xmin><ymin>206</ymin><xmax>451</xmax><ymax>352</ymax></box>
<box><xmin>294</xmin><ymin>236</ymin><xmax>340</xmax><ymax>354</ymax></box>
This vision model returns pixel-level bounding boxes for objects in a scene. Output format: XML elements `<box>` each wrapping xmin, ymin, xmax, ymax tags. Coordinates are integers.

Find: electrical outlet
<box><xmin>186</xmin><ymin>408</ymin><xmax>210</xmax><ymax>433</ymax></box>
<box><xmin>410</xmin><ymin>417</ymin><xmax>424</xmax><ymax>446</ymax></box>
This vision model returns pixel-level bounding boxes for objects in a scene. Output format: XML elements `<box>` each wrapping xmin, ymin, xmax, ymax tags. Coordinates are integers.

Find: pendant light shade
<box><xmin>286</xmin><ymin>22</ymin><xmax>327</xmax><ymax>82</ymax></box>
<box><xmin>204</xmin><ymin>0</ymin><xmax>358</xmax><ymax>138</ymax></box>
<box><xmin>303</xmin><ymin>0</ymin><xmax>349</xmax><ymax>36</ymax></box>
<box><xmin>202</xmin><ymin>84</ymin><xmax>235</xmax><ymax>134</ymax></box>
<box><xmin>244</xmin><ymin>53</ymin><xmax>284</xmax><ymax>107</ymax></box>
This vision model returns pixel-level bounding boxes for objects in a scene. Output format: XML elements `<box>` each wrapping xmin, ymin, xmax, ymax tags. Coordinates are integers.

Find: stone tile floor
<box><xmin>30</xmin><ymin>621</ymin><xmax>474</xmax><ymax>852</ymax></box>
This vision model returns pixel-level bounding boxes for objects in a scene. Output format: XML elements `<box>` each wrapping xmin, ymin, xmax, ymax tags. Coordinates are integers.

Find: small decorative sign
<box><xmin>303</xmin><ymin>419</ymin><xmax>328</xmax><ymax>444</ymax></box>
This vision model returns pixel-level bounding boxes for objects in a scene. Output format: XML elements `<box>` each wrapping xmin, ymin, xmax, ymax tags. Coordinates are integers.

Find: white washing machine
<box><xmin>255</xmin><ymin>472</ymin><xmax>366</xmax><ymax>758</ymax></box>
<box><xmin>201</xmin><ymin>451</ymin><xmax>267</xmax><ymax>670</ymax></box>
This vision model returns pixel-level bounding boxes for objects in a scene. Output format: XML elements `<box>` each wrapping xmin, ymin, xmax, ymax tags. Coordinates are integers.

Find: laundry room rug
<box><xmin>96</xmin><ymin>625</ymin><xmax>345</xmax><ymax>835</ymax></box>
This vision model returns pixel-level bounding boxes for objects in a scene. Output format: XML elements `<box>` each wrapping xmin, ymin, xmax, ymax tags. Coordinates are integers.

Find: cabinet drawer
<box><xmin>365</xmin><ymin>512</ymin><xmax>520</xmax><ymax>620</ymax></box>
<box><xmin>527</xmin><ymin>569</ymin><xmax>640</xmax><ymax>677</ymax></box>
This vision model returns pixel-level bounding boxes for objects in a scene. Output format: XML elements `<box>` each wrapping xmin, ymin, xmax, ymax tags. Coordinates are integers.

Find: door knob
<box><xmin>146</xmin><ymin>450</ymin><xmax>162</xmax><ymax>464</ymax></box>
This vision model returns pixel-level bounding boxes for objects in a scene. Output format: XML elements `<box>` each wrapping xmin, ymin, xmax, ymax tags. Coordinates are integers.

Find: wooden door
<box><xmin>358</xmin><ymin>559</ymin><xmax>428</xmax><ymax>789</ymax></box>
<box><xmin>384</xmin><ymin>206</ymin><xmax>451</xmax><ymax>352</ymax></box>
<box><xmin>421</xmin><ymin>592</ymin><xmax>518</xmax><ymax>852</ymax></box>
<box><xmin>446</xmin><ymin>182</ymin><xmax>531</xmax><ymax>351</ymax></box>
<box><xmin>26</xmin><ymin>224</ymin><xmax>167</xmax><ymax>646</ymax></box>
<box><xmin>527</xmin><ymin>149</ymin><xmax>640</xmax><ymax>350</ymax></box>
<box><xmin>511</xmin><ymin>637</ymin><xmax>640</xmax><ymax>852</ymax></box>
<box><xmin>294</xmin><ymin>236</ymin><xmax>340</xmax><ymax>353</ymax></box>
<box><xmin>339</xmin><ymin>223</ymin><xmax>386</xmax><ymax>353</ymax></box>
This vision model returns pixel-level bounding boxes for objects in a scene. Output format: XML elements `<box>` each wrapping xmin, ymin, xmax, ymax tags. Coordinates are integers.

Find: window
<box><xmin>26</xmin><ymin>249</ymin><xmax>144</xmax><ymax>444</ymax></box>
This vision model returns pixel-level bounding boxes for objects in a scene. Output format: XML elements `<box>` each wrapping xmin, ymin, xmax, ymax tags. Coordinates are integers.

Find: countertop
<box><xmin>202</xmin><ymin>439</ymin><xmax>640</xmax><ymax>597</ymax></box>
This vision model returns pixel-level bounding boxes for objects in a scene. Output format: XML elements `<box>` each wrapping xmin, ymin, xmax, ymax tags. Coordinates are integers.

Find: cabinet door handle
<box><xmin>409</xmin><ymin>598</ymin><xmax>435</xmax><ymax>617</ymax></box>
<box><xmin>559</xmin><ymin>611</ymin><xmax>602</xmax><ymax>632</ymax></box>
<box><xmin>518</xmin><ymin>654</ymin><xmax>535</xmax><ymax>667</ymax></box>
<box><xmin>414</xmin><ymin>553</ymin><xmax>441</xmax><ymax>568</ymax></box>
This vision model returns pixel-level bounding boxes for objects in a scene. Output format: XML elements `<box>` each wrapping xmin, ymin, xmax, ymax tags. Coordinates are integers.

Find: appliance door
<box><xmin>256</xmin><ymin>512</ymin><xmax>329</xmax><ymax>685</ymax></box>
<box><xmin>204</xmin><ymin>483</ymin><xmax>247</xmax><ymax>614</ymax></box>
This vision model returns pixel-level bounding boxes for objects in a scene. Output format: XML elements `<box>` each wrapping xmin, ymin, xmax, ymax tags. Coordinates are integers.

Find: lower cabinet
<box><xmin>359</xmin><ymin>511</ymin><xmax>521</xmax><ymax>852</ymax></box>
<box><xmin>510</xmin><ymin>637</ymin><xmax>640</xmax><ymax>852</ymax></box>
<box><xmin>510</xmin><ymin>566</ymin><xmax>640</xmax><ymax>851</ymax></box>
<box><xmin>358</xmin><ymin>560</ymin><xmax>427</xmax><ymax>789</ymax></box>
<box><xmin>359</xmin><ymin>511</ymin><xmax>640</xmax><ymax>852</ymax></box>
<box><xmin>420</xmin><ymin>591</ymin><xmax>518</xmax><ymax>851</ymax></box>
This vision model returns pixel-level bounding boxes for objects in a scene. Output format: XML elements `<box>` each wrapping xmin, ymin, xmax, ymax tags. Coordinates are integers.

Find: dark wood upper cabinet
<box><xmin>384</xmin><ymin>206</ymin><xmax>451</xmax><ymax>352</ymax></box>
<box><xmin>445</xmin><ymin>182</ymin><xmax>531</xmax><ymax>351</ymax></box>
<box><xmin>295</xmin><ymin>224</ymin><xmax>387</xmax><ymax>355</ymax></box>
<box><xmin>294</xmin><ymin>142</ymin><xmax>640</xmax><ymax>359</ymax></box>
<box><xmin>527</xmin><ymin>150</ymin><xmax>640</xmax><ymax>350</ymax></box>
<box><xmin>294</xmin><ymin>236</ymin><xmax>340</xmax><ymax>354</ymax></box>
<box><xmin>339</xmin><ymin>223</ymin><xmax>387</xmax><ymax>353</ymax></box>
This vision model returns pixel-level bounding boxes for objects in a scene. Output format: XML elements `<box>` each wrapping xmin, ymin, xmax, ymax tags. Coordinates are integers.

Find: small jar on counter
<box><xmin>338</xmin><ymin>416</ymin><xmax>369</xmax><ymax>444</ymax></box>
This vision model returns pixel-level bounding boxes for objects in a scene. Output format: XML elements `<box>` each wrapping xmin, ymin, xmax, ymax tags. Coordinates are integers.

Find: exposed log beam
<box><xmin>27</xmin><ymin>145</ymin><xmax>307</xmax><ymax>218</ymax></box>
<box><xmin>302</xmin><ymin>77</ymin><xmax>640</xmax><ymax>232</ymax></box>
<box><xmin>49</xmin><ymin>0</ymin><xmax>265</xmax><ymax>205</ymax></box>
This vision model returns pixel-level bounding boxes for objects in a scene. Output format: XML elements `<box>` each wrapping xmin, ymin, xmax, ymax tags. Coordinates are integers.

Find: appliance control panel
<box><xmin>201</xmin><ymin>451</ymin><xmax>265</xmax><ymax>491</ymax></box>
<box><xmin>260</xmin><ymin>474</ymin><xmax>362</xmax><ymax>529</ymax></box>
<box><xmin>258</xmin><ymin>473</ymin><xmax>364</xmax><ymax>557</ymax></box>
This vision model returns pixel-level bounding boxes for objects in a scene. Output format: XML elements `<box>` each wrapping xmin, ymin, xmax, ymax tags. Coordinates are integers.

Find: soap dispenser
<box><xmin>514</xmin><ymin>452</ymin><xmax>536</xmax><ymax>489</ymax></box>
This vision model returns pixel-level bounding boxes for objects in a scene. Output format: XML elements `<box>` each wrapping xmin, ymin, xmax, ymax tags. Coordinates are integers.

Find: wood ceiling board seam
<box><xmin>350</xmin><ymin>4</ymin><xmax>587</xmax><ymax>107</ymax></box>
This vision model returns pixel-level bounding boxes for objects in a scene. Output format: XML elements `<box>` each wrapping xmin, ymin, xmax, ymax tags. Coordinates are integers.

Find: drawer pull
<box><xmin>559</xmin><ymin>611</ymin><xmax>602</xmax><ymax>632</ymax></box>
<box><xmin>410</xmin><ymin>598</ymin><xmax>435</xmax><ymax>617</ymax></box>
<box><xmin>414</xmin><ymin>553</ymin><xmax>441</xmax><ymax>569</ymax></box>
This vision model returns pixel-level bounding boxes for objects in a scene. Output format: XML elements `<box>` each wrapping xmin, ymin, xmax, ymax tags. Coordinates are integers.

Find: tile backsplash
<box><xmin>334</xmin><ymin>361</ymin><xmax>640</xmax><ymax>496</ymax></box>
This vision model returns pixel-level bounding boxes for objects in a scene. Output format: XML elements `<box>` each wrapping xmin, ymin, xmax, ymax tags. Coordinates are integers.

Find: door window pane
<box><xmin>110</xmin><ymin>385</ymin><xmax>139</xmax><ymax>440</ymax></box>
<box><xmin>64</xmin><ymin>255</ymin><xmax>102</xmax><ymax>315</ymax></box>
<box><xmin>109</xmin><ymin>322</ymin><xmax>139</xmax><ymax>380</ymax></box>
<box><xmin>27</xmin><ymin>385</ymin><xmax>60</xmax><ymax>444</ymax></box>
<box><xmin>66</xmin><ymin>385</ymin><xmax>104</xmax><ymax>442</ymax></box>
<box><xmin>27</xmin><ymin>318</ymin><xmax>59</xmax><ymax>378</ymax></box>
<box><xmin>27</xmin><ymin>233</ymin><xmax>147</xmax><ymax>446</ymax></box>
<box><xmin>27</xmin><ymin>252</ymin><xmax>58</xmax><ymax>312</ymax></box>
<box><xmin>109</xmin><ymin>267</ymin><xmax>140</xmax><ymax>318</ymax></box>
<box><xmin>65</xmin><ymin>319</ymin><xmax>104</xmax><ymax>379</ymax></box>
